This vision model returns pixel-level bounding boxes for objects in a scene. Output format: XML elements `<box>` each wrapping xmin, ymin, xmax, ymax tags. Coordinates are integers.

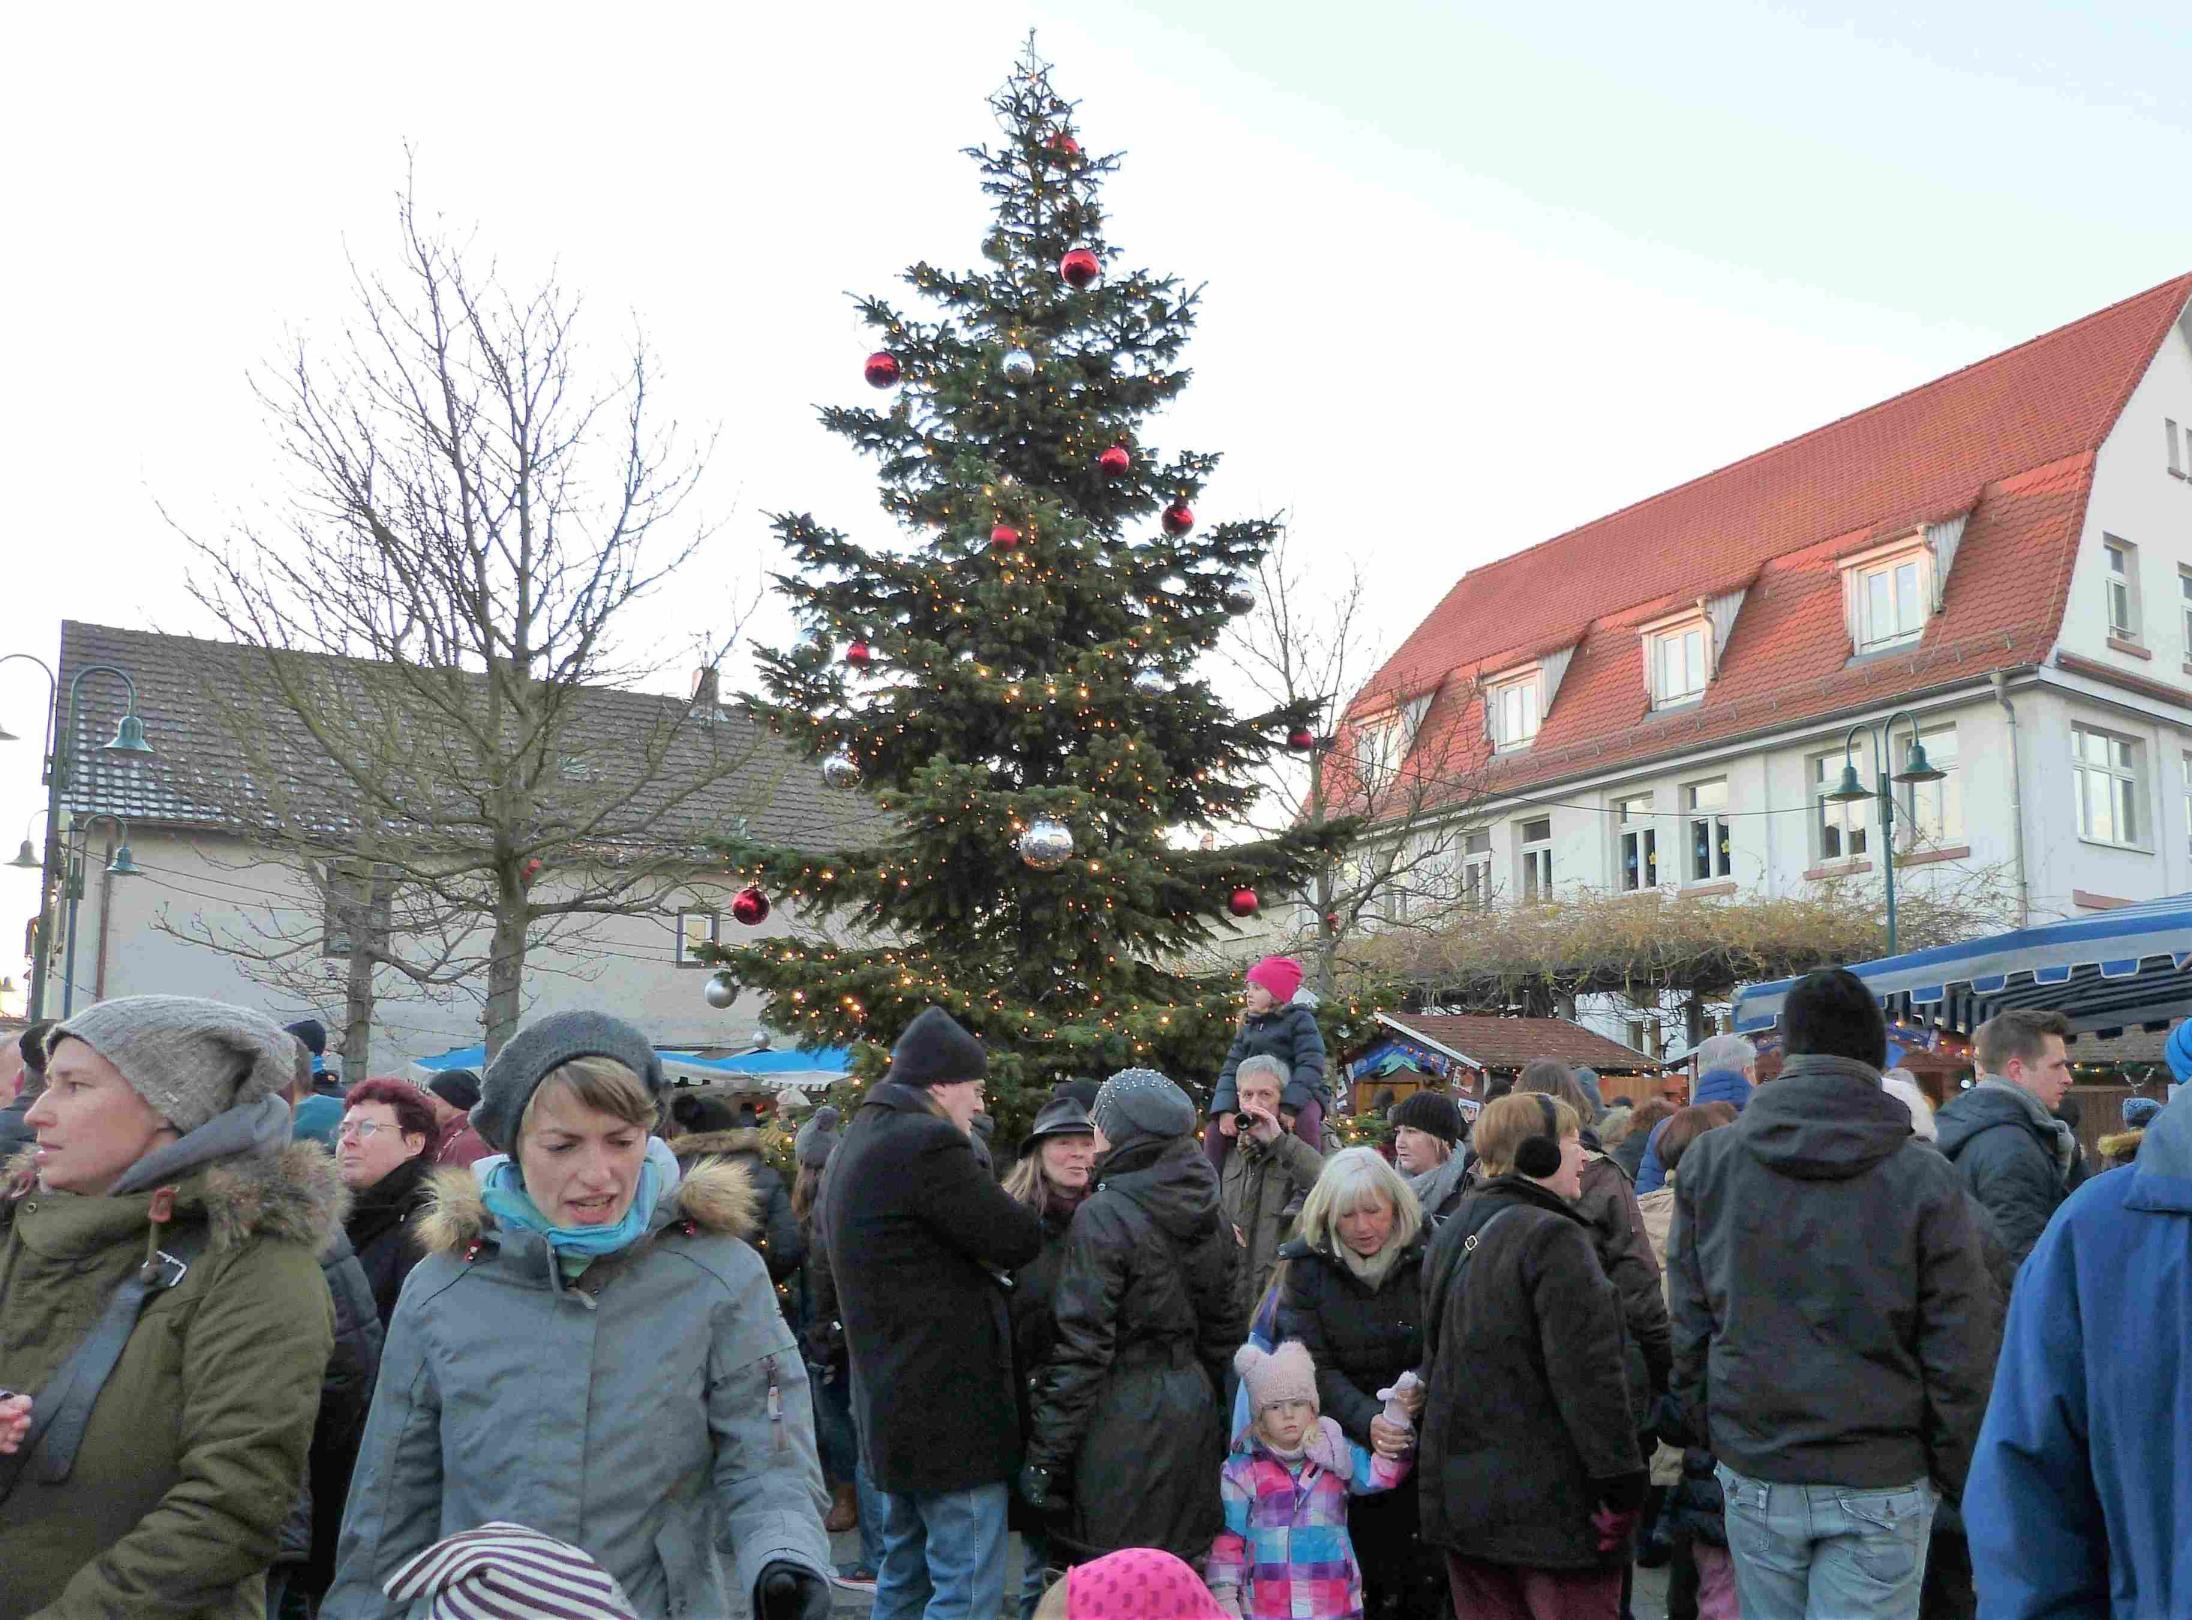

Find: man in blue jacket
<box><xmin>1964</xmin><ymin>1034</ymin><xmax>2192</xmax><ymax>1618</ymax></box>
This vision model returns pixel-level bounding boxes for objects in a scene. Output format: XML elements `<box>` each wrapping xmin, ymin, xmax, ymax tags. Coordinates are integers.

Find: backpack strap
<box><xmin>0</xmin><ymin>1220</ymin><xmax>210</xmax><ymax>1503</ymax></box>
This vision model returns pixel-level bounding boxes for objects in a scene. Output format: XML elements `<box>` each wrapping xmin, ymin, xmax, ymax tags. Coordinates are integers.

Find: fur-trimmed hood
<box><xmin>418</xmin><ymin>1152</ymin><xmax>760</xmax><ymax>1257</ymax></box>
<box><xmin>4</xmin><ymin>1139</ymin><xmax>348</xmax><ymax>1253</ymax></box>
<box><xmin>666</xmin><ymin>1126</ymin><xmax>767</xmax><ymax>1162</ymax></box>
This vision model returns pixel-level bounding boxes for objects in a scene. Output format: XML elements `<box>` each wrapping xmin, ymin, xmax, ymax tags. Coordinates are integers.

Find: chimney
<box><xmin>689</xmin><ymin>666</ymin><xmax>721</xmax><ymax>715</ymax></box>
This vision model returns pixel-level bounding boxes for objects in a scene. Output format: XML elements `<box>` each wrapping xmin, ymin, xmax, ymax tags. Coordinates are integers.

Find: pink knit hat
<box><xmin>1235</xmin><ymin>1339</ymin><xmax>1319</xmax><ymax>1415</ymax></box>
<box><xmin>1245</xmin><ymin>956</ymin><xmax>1303</xmax><ymax>1003</ymax></box>
<box><xmin>1067</xmin><ymin>1548</ymin><xmax>1227</xmax><ymax>1619</ymax></box>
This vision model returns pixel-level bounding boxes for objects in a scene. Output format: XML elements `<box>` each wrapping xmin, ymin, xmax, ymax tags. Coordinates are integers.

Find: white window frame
<box><xmin>1460</xmin><ymin>828</ymin><xmax>1493</xmax><ymax>909</ymax></box>
<box><xmin>1685</xmin><ymin>778</ymin><xmax>1732</xmax><ymax>881</ymax></box>
<box><xmin>1813</xmin><ymin>753</ymin><xmax>1870</xmax><ymax>863</ymax></box>
<box><xmin>2182</xmin><ymin>749</ymin><xmax>2192</xmax><ymax>860</ymax></box>
<box><xmin>2168</xmin><ymin>418</ymin><xmax>2184</xmax><ymax>478</ymax></box>
<box><xmin>1647</xmin><ymin>620</ymin><xmax>1710</xmax><ymax>708</ymax></box>
<box><xmin>1517</xmin><ymin>816</ymin><xmax>1553</xmax><ymax>901</ymax></box>
<box><xmin>1487</xmin><ymin>670</ymin><xmax>1542</xmax><ymax>753</ymax></box>
<box><xmin>1615</xmin><ymin>792</ymin><xmax>1659</xmax><ymax>892</ymax></box>
<box><xmin>675</xmin><ymin>908</ymin><xmax>721</xmax><ymax>966</ymax></box>
<box><xmin>1355</xmin><ymin>715</ymin><xmax>1404</xmax><ymax>790</ymax></box>
<box><xmin>2104</xmin><ymin>537</ymin><xmax>2141</xmax><ymax>643</ymax></box>
<box><xmin>1842</xmin><ymin>541</ymin><xmax>1931</xmax><ymax>652</ymax></box>
<box><xmin>2179</xmin><ymin>566</ymin><xmax>2192</xmax><ymax>657</ymax></box>
<box><xmin>1898</xmin><ymin>725</ymin><xmax>1964</xmax><ymax>847</ymax></box>
<box><xmin>2073</xmin><ymin>725</ymin><xmax>2143</xmax><ymax>848</ymax></box>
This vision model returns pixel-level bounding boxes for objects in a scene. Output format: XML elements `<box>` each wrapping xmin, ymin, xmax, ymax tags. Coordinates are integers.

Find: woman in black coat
<box><xmin>1276</xmin><ymin>1148</ymin><xmax>1445</xmax><ymax>1619</ymax></box>
<box><xmin>1022</xmin><ymin>1070</ymin><xmax>1240</xmax><ymax>1565</ymax></box>
<box><xmin>1419</xmin><ymin>1093</ymin><xmax>1645</xmax><ymax>1620</ymax></box>
<box><xmin>335</xmin><ymin>1078</ymin><xmax>440</xmax><ymax>1326</ymax></box>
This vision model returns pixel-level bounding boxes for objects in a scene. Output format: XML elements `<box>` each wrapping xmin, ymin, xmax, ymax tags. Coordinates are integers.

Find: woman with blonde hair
<box><xmin>1275</xmin><ymin>1147</ymin><xmax>1442</xmax><ymax>1616</ymax></box>
<box><xmin>324</xmin><ymin>1012</ymin><xmax>832</xmax><ymax>1620</ymax></box>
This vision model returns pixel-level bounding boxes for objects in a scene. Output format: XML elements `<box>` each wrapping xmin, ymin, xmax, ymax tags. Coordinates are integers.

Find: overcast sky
<box><xmin>4</xmin><ymin>0</ymin><xmax>2189</xmax><ymax>999</ymax></box>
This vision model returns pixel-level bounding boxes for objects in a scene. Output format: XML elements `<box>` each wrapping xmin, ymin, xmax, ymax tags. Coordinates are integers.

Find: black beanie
<box><xmin>1052</xmin><ymin>1077</ymin><xmax>1104</xmax><ymax>1111</ymax></box>
<box><xmin>886</xmin><ymin>1007</ymin><xmax>987</xmax><ymax>1088</ymax></box>
<box><xmin>285</xmin><ymin>1018</ymin><xmax>328</xmax><ymax>1059</ymax></box>
<box><xmin>669</xmin><ymin>1090</ymin><xmax>740</xmax><ymax>1135</ymax></box>
<box><xmin>428</xmin><ymin>1069</ymin><xmax>482</xmax><ymax>1112</ymax></box>
<box><xmin>1391</xmin><ymin>1089</ymin><xmax>1464</xmax><ymax>1146</ymax></box>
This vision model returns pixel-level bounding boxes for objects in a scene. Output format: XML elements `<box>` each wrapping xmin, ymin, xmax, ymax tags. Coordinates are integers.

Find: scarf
<box><xmin>1975</xmin><ymin>1077</ymin><xmax>2081</xmax><ymax>1178</ymax></box>
<box><xmin>478</xmin><ymin>1136</ymin><xmax>680</xmax><ymax>1265</ymax></box>
<box><xmin>1408</xmin><ymin>1152</ymin><xmax>1470</xmax><ymax>1219</ymax></box>
<box><xmin>1337</xmin><ymin>1235</ymin><xmax>1410</xmax><ymax>1291</ymax></box>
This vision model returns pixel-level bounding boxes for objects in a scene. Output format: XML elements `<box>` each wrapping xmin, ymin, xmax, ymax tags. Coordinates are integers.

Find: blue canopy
<box><xmin>406</xmin><ymin>1044</ymin><xmax>852</xmax><ymax>1085</ymax></box>
<box><xmin>1734</xmin><ymin>892</ymin><xmax>2192</xmax><ymax>1038</ymax></box>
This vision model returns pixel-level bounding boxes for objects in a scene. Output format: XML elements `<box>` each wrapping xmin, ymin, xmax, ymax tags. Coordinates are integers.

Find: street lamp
<box><xmin>0</xmin><ymin>654</ymin><xmax>155</xmax><ymax>1018</ymax></box>
<box><xmin>59</xmin><ymin>812</ymin><xmax>143</xmax><ymax>1019</ymax></box>
<box><xmin>1821</xmin><ymin>709</ymin><xmax>1946</xmax><ymax>954</ymax></box>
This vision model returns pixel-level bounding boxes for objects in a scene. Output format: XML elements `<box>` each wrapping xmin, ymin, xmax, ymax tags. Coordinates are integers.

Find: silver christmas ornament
<box><xmin>1221</xmin><ymin>575</ymin><xmax>1257</xmax><ymax>615</ymax></box>
<box><xmin>703</xmin><ymin>973</ymin><xmax>737</xmax><ymax>1009</ymax></box>
<box><xmin>821</xmin><ymin>750</ymin><xmax>862</xmax><ymax>790</ymax></box>
<box><xmin>1001</xmin><ymin>347</ymin><xmax>1037</xmax><ymax>383</ymax></box>
<box><xmin>1131</xmin><ymin>667</ymin><xmax>1169</xmax><ymax>697</ymax></box>
<box><xmin>1018</xmin><ymin>817</ymin><xmax>1075</xmax><ymax>872</ymax></box>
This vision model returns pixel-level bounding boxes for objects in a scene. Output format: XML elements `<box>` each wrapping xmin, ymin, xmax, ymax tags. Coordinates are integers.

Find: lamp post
<box><xmin>1820</xmin><ymin>709</ymin><xmax>1946</xmax><ymax>955</ymax></box>
<box><xmin>0</xmin><ymin>655</ymin><xmax>155</xmax><ymax>1018</ymax></box>
<box><xmin>59</xmin><ymin>812</ymin><xmax>143</xmax><ymax>1018</ymax></box>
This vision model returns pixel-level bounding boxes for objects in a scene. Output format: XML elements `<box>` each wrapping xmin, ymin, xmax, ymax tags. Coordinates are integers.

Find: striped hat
<box><xmin>384</xmin><ymin>1523</ymin><xmax>639</xmax><ymax>1619</ymax></box>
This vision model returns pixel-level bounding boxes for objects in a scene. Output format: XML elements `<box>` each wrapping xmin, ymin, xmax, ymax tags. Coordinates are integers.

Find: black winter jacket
<box><xmin>1008</xmin><ymin>1196</ymin><xmax>1080</xmax><ymax>1535</ymax></box>
<box><xmin>1669</xmin><ymin>1054</ymin><xmax>1998</xmax><ymax>1497</ymax></box>
<box><xmin>1211</xmin><ymin>1002</ymin><xmax>1329</xmax><ymax>1116</ymax></box>
<box><xmin>825</xmin><ymin>1082</ymin><xmax>1045</xmax><ymax>1496</ymax></box>
<box><xmin>669</xmin><ymin>1127</ymin><xmax>807</xmax><ymax>1282</ymax></box>
<box><xmin>1274</xmin><ymin>1235</ymin><xmax>1427</xmax><ymax>1448</ymax></box>
<box><xmin>1419</xmin><ymin>1177</ymin><xmax>1642</xmax><ymax>1572</ymax></box>
<box><xmin>276</xmin><ymin>1230</ymin><xmax>384</xmax><ymax>1594</ymax></box>
<box><xmin>1935</xmin><ymin>1081</ymin><xmax>2072</xmax><ymax>1268</ymax></box>
<box><xmin>344</xmin><ymin>1150</ymin><xmax>433</xmax><ymax>1328</ymax></box>
<box><xmin>1027</xmin><ymin>1136</ymin><xmax>1241</xmax><ymax>1562</ymax></box>
<box><xmin>1574</xmin><ymin>1147</ymin><xmax>1669</xmax><ymax>1419</ymax></box>
<box><xmin>0</xmin><ymin>1093</ymin><xmax>34</xmax><ymax>1160</ymax></box>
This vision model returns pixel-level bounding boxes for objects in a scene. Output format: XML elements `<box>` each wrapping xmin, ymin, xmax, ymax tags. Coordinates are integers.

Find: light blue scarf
<box><xmin>477</xmin><ymin>1136</ymin><xmax>681</xmax><ymax>1263</ymax></box>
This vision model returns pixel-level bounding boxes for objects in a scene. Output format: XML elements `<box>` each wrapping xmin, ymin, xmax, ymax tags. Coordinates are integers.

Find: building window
<box><xmin>675</xmin><ymin>909</ymin><xmax>721</xmax><ymax>966</ymax></box>
<box><xmin>1814</xmin><ymin>754</ymin><xmax>1869</xmax><ymax>862</ymax></box>
<box><xmin>2072</xmin><ymin>725</ymin><xmax>2141</xmax><ymax>846</ymax></box>
<box><xmin>1460</xmin><ymin>828</ymin><xmax>1493</xmax><ymax>908</ymax></box>
<box><xmin>1853</xmin><ymin>550</ymin><xmax>1927</xmax><ymax>650</ymax></box>
<box><xmin>322</xmin><ymin>865</ymin><xmax>392</xmax><ymax>959</ymax></box>
<box><xmin>2169</xmin><ymin>418</ymin><xmax>2184</xmax><ymax>478</ymax></box>
<box><xmin>1356</xmin><ymin>717</ymin><xmax>1403</xmax><ymax>790</ymax></box>
<box><xmin>2183</xmin><ymin>750</ymin><xmax>2192</xmax><ymax>859</ymax></box>
<box><xmin>1489</xmin><ymin>673</ymin><xmax>1541</xmax><ymax>752</ymax></box>
<box><xmin>1649</xmin><ymin>623</ymin><xmax>1709</xmax><ymax>707</ymax></box>
<box><xmin>2104</xmin><ymin>538</ymin><xmax>2140</xmax><ymax>641</ymax></box>
<box><xmin>1686</xmin><ymin>778</ymin><xmax>1732</xmax><ymax>880</ymax></box>
<box><xmin>2179</xmin><ymin>567</ymin><xmax>2192</xmax><ymax>655</ymax></box>
<box><xmin>1518</xmin><ymin>816</ymin><xmax>1553</xmax><ymax>900</ymax></box>
<box><xmin>1615</xmin><ymin>793</ymin><xmax>1658</xmax><ymax>892</ymax></box>
<box><xmin>1624</xmin><ymin>1017</ymin><xmax>1652</xmax><ymax>1054</ymax></box>
<box><xmin>1901</xmin><ymin>726</ymin><xmax>1964</xmax><ymax>845</ymax></box>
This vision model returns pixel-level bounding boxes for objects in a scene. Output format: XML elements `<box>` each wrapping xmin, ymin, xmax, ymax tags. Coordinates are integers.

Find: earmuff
<box><xmin>1514</xmin><ymin>1094</ymin><xmax>1564</xmax><ymax>1179</ymax></box>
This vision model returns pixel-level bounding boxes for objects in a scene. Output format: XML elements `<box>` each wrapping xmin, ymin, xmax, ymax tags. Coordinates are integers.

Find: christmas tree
<box><xmin>702</xmin><ymin>46</ymin><xmax>1344</xmax><ymax>1131</ymax></box>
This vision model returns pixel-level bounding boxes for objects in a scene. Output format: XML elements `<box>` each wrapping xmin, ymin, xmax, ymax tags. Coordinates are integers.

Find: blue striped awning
<box><xmin>1733</xmin><ymin>893</ymin><xmax>2192</xmax><ymax>1038</ymax></box>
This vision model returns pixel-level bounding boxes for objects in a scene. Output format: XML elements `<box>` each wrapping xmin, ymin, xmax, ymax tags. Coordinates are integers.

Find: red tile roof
<box><xmin>1354</xmin><ymin>273</ymin><xmax>2192</xmax><ymax>812</ymax></box>
<box><xmin>1385</xmin><ymin>1012</ymin><xmax>1659</xmax><ymax>1074</ymax></box>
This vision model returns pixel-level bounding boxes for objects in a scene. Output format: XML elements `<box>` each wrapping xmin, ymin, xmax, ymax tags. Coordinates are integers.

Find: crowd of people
<box><xmin>1</xmin><ymin>956</ymin><xmax>2189</xmax><ymax>1620</ymax></box>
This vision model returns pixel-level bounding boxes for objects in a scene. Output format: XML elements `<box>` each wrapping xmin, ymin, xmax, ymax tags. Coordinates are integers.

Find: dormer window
<box><xmin>1841</xmin><ymin>540</ymin><xmax>1932</xmax><ymax>652</ymax></box>
<box><xmin>1487</xmin><ymin>670</ymin><xmax>1541</xmax><ymax>752</ymax></box>
<box><xmin>1648</xmin><ymin>621</ymin><xmax>1709</xmax><ymax>708</ymax></box>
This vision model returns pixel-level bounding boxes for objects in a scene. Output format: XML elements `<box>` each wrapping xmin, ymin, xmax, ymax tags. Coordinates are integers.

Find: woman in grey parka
<box><xmin>323</xmin><ymin>1013</ymin><xmax>832</xmax><ymax>1620</ymax></box>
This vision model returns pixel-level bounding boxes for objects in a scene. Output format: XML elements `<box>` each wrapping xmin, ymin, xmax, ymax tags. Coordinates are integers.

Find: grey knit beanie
<box><xmin>1090</xmin><ymin>1067</ymin><xmax>1196</xmax><ymax>1154</ymax></box>
<box><xmin>474</xmin><ymin>1011</ymin><xmax>667</xmax><ymax>1152</ymax></box>
<box><xmin>55</xmin><ymin>996</ymin><xmax>298</xmax><ymax>1135</ymax></box>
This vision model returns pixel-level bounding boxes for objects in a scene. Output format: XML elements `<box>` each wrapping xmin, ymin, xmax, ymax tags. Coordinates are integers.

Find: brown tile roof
<box><xmin>1350</xmin><ymin>273</ymin><xmax>2192</xmax><ymax>811</ymax></box>
<box><xmin>1384</xmin><ymin>1011</ymin><xmax>1660</xmax><ymax>1074</ymax></box>
<box><xmin>52</xmin><ymin>621</ymin><xmax>882</xmax><ymax>853</ymax></box>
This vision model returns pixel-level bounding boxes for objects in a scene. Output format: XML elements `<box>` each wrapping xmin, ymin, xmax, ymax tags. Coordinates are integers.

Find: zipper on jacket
<box><xmin>768</xmin><ymin>1358</ymin><xmax>785</xmax><ymax>1453</ymax></box>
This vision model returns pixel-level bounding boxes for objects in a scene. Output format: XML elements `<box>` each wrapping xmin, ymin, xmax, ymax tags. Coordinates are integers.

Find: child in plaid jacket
<box><xmin>1205</xmin><ymin>1341</ymin><xmax>1413</xmax><ymax>1620</ymax></box>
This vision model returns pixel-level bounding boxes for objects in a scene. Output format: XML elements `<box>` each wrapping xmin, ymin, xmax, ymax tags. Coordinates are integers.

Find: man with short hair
<box><xmin>0</xmin><ymin>1021</ymin><xmax>55</xmax><ymax>1157</ymax></box>
<box><xmin>1217</xmin><ymin>1053</ymin><xmax>1324</xmax><ymax>1318</ymax></box>
<box><xmin>1670</xmin><ymin>968</ymin><xmax>1996</xmax><ymax>1619</ymax></box>
<box><xmin>824</xmin><ymin>1007</ymin><xmax>1045</xmax><ymax>1620</ymax></box>
<box><xmin>1935</xmin><ymin>1009</ymin><xmax>2076</xmax><ymax>1267</ymax></box>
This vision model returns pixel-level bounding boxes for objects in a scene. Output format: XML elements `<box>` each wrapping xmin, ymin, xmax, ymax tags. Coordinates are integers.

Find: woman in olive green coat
<box><xmin>0</xmin><ymin>996</ymin><xmax>340</xmax><ymax>1620</ymax></box>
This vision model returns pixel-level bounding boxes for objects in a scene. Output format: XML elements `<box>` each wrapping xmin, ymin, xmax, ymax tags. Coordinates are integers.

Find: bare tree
<box><xmin>1224</xmin><ymin>532</ymin><xmax>1489</xmax><ymax>995</ymax></box>
<box><xmin>179</xmin><ymin>170</ymin><xmax>761</xmax><ymax>1057</ymax></box>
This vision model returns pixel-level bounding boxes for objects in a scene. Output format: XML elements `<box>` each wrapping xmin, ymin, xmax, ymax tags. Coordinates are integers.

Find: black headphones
<box><xmin>1514</xmin><ymin>1094</ymin><xmax>1563</xmax><ymax>1179</ymax></box>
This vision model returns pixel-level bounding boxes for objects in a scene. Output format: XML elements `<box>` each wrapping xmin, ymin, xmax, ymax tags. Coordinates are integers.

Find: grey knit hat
<box><xmin>55</xmin><ymin>995</ymin><xmax>298</xmax><ymax>1135</ymax></box>
<box><xmin>474</xmin><ymin>1011</ymin><xmax>667</xmax><ymax>1152</ymax></box>
<box><xmin>1090</xmin><ymin>1067</ymin><xmax>1196</xmax><ymax>1153</ymax></box>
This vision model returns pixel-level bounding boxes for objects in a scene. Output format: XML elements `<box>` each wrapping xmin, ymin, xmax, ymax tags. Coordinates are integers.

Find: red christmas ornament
<box><xmin>863</xmin><ymin>351</ymin><xmax>901</xmax><ymax>389</ymax></box>
<box><xmin>731</xmin><ymin>885</ymin><xmax>771</xmax><ymax>927</ymax></box>
<box><xmin>989</xmin><ymin>523</ymin><xmax>1022</xmax><ymax>553</ymax></box>
<box><xmin>1286</xmin><ymin>727</ymin><xmax>1317</xmax><ymax>751</ymax></box>
<box><xmin>845</xmin><ymin>640</ymin><xmax>872</xmax><ymax>668</ymax></box>
<box><xmin>1059</xmin><ymin>248</ymin><xmax>1102</xmax><ymax>290</ymax></box>
<box><xmin>1161</xmin><ymin>502</ymin><xmax>1195</xmax><ymax>536</ymax></box>
<box><xmin>520</xmin><ymin>857</ymin><xmax>543</xmax><ymax>886</ymax></box>
<box><xmin>1325</xmin><ymin>911</ymin><xmax>1341</xmax><ymax>931</ymax></box>
<box><xmin>1097</xmin><ymin>445</ymin><xmax>1132</xmax><ymax>479</ymax></box>
<box><xmin>1048</xmin><ymin>132</ymin><xmax>1081</xmax><ymax>160</ymax></box>
<box><xmin>1228</xmin><ymin>887</ymin><xmax>1260</xmax><ymax>918</ymax></box>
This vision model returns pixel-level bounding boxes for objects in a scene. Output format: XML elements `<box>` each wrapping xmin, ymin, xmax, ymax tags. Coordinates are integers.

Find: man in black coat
<box><xmin>823</xmin><ymin>1007</ymin><xmax>1043</xmax><ymax>1620</ymax></box>
<box><xmin>1670</xmin><ymin>969</ymin><xmax>1996</xmax><ymax>1620</ymax></box>
<box><xmin>1935</xmin><ymin>1008</ymin><xmax>2077</xmax><ymax>1268</ymax></box>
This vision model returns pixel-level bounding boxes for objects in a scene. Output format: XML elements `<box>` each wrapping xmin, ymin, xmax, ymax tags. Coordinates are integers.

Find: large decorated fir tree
<box><xmin>702</xmin><ymin>48</ymin><xmax>1346</xmax><ymax>1130</ymax></box>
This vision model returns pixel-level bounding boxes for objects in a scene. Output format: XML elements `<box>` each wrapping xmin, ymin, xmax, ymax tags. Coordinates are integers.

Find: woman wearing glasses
<box><xmin>334</xmin><ymin>1079</ymin><xmax>439</xmax><ymax>1325</ymax></box>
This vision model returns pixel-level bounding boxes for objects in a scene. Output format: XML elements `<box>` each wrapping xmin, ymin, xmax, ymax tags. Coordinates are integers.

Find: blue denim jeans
<box><xmin>1017</xmin><ymin>1527</ymin><xmax>1057</xmax><ymax>1620</ymax></box>
<box><xmin>855</xmin><ymin>1455</ymin><xmax>887</xmax><ymax>1572</ymax></box>
<box><xmin>1716</xmin><ymin>1464</ymin><xmax>1937</xmax><ymax>1620</ymax></box>
<box><xmin>872</xmin><ymin>1481</ymin><xmax>1010</xmax><ymax>1620</ymax></box>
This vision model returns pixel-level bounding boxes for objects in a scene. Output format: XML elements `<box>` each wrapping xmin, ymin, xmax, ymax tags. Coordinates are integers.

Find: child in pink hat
<box><xmin>1030</xmin><ymin>1547</ymin><xmax>1226</xmax><ymax>1618</ymax></box>
<box><xmin>1206</xmin><ymin>956</ymin><xmax>1329</xmax><ymax>1161</ymax></box>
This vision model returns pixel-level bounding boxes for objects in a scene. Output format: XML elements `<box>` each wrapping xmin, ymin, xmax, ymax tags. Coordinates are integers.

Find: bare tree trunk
<box><xmin>485</xmin><ymin>887</ymin><xmax>528</xmax><ymax>1059</ymax></box>
<box><xmin>342</xmin><ymin>937</ymin><xmax>374</xmax><ymax>1083</ymax></box>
